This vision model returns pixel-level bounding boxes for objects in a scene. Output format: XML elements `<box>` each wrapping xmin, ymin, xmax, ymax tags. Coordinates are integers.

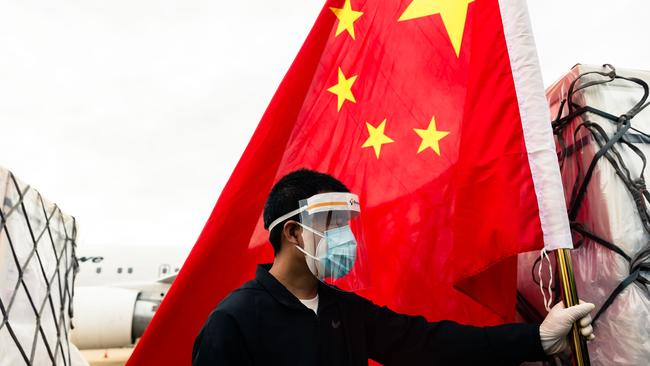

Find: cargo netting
<box><xmin>0</xmin><ymin>167</ymin><xmax>80</xmax><ymax>366</ymax></box>
<box><xmin>518</xmin><ymin>64</ymin><xmax>650</xmax><ymax>365</ymax></box>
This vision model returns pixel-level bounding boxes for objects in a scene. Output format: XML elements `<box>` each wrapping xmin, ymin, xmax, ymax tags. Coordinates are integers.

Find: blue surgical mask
<box><xmin>296</xmin><ymin>224</ymin><xmax>358</xmax><ymax>280</ymax></box>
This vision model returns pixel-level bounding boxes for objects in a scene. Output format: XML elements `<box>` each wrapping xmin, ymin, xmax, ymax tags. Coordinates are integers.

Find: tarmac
<box><xmin>80</xmin><ymin>348</ymin><xmax>134</xmax><ymax>366</ymax></box>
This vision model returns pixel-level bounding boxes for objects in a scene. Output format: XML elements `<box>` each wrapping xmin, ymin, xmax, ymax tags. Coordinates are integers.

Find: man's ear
<box><xmin>282</xmin><ymin>221</ymin><xmax>303</xmax><ymax>246</ymax></box>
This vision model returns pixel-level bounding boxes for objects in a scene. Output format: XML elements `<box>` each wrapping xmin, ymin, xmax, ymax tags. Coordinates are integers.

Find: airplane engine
<box><xmin>70</xmin><ymin>286</ymin><xmax>158</xmax><ymax>349</ymax></box>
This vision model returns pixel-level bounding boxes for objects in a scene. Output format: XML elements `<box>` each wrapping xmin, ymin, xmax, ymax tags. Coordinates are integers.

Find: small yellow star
<box><xmin>399</xmin><ymin>0</ymin><xmax>474</xmax><ymax>57</ymax></box>
<box><xmin>330</xmin><ymin>0</ymin><xmax>363</xmax><ymax>39</ymax></box>
<box><xmin>413</xmin><ymin>116</ymin><xmax>450</xmax><ymax>155</ymax></box>
<box><xmin>327</xmin><ymin>67</ymin><xmax>357</xmax><ymax>111</ymax></box>
<box><xmin>362</xmin><ymin>119</ymin><xmax>394</xmax><ymax>158</ymax></box>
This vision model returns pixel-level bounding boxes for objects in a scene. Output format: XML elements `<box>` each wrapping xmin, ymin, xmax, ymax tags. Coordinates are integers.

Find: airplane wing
<box><xmin>156</xmin><ymin>273</ymin><xmax>177</xmax><ymax>284</ymax></box>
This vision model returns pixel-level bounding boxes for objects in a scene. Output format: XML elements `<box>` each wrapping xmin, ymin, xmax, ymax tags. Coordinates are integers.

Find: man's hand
<box><xmin>539</xmin><ymin>301</ymin><xmax>595</xmax><ymax>355</ymax></box>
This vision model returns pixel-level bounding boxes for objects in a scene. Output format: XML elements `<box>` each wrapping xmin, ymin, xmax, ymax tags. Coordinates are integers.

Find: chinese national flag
<box><xmin>128</xmin><ymin>0</ymin><xmax>571</xmax><ymax>365</ymax></box>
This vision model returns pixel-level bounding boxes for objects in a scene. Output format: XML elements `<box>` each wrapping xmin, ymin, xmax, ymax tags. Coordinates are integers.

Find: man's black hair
<box><xmin>263</xmin><ymin>168</ymin><xmax>349</xmax><ymax>254</ymax></box>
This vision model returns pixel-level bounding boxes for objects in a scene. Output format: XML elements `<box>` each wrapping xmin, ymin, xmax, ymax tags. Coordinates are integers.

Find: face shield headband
<box><xmin>267</xmin><ymin>192</ymin><xmax>361</xmax><ymax>233</ymax></box>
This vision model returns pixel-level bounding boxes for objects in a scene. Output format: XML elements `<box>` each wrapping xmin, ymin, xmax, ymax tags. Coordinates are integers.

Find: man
<box><xmin>192</xmin><ymin>168</ymin><xmax>595</xmax><ymax>365</ymax></box>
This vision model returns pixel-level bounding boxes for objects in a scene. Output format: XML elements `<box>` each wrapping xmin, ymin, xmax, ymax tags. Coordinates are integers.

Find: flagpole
<box><xmin>554</xmin><ymin>248</ymin><xmax>591</xmax><ymax>366</ymax></box>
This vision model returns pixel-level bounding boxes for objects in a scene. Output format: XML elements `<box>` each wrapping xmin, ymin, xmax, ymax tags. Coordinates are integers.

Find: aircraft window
<box><xmin>96</xmin><ymin>267</ymin><xmax>102</xmax><ymax>274</ymax></box>
<box><xmin>159</xmin><ymin>264</ymin><xmax>171</xmax><ymax>277</ymax></box>
<box><xmin>174</xmin><ymin>268</ymin><xmax>179</xmax><ymax>272</ymax></box>
<box><xmin>117</xmin><ymin>267</ymin><xmax>123</xmax><ymax>274</ymax></box>
<box><xmin>127</xmin><ymin>267</ymin><xmax>133</xmax><ymax>274</ymax></box>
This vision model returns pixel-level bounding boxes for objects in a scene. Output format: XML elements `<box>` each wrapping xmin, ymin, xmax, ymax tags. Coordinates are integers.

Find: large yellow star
<box><xmin>413</xmin><ymin>116</ymin><xmax>450</xmax><ymax>155</ymax></box>
<box><xmin>327</xmin><ymin>67</ymin><xmax>357</xmax><ymax>111</ymax></box>
<box><xmin>399</xmin><ymin>0</ymin><xmax>474</xmax><ymax>57</ymax></box>
<box><xmin>330</xmin><ymin>0</ymin><xmax>363</xmax><ymax>39</ymax></box>
<box><xmin>362</xmin><ymin>119</ymin><xmax>394</xmax><ymax>158</ymax></box>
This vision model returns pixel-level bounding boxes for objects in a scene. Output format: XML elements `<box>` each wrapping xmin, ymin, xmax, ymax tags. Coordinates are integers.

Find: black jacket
<box><xmin>192</xmin><ymin>265</ymin><xmax>547</xmax><ymax>365</ymax></box>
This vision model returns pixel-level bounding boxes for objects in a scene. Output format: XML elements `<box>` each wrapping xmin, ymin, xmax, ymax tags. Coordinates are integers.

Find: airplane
<box><xmin>70</xmin><ymin>245</ymin><xmax>189</xmax><ymax>350</ymax></box>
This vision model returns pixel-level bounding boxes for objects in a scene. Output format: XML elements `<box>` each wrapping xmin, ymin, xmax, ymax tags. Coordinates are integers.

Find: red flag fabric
<box><xmin>127</xmin><ymin>0</ymin><xmax>571</xmax><ymax>365</ymax></box>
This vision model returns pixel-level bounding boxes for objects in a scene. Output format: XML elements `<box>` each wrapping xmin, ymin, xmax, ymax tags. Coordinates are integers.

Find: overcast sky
<box><xmin>1</xmin><ymin>1</ymin><xmax>648</xmax><ymax>250</ymax></box>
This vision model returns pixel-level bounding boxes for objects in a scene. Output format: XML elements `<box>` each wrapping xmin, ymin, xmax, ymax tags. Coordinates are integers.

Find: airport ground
<box><xmin>81</xmin><ymin>348</ymin><xmax>134</xmax><ymax>366</ymax></box>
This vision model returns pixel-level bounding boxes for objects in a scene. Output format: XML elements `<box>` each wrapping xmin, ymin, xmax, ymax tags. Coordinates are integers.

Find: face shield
<box><xmin>268</xmin><ymin>192</ymin><xmax>370</xmax><ymax>291</ymax></box>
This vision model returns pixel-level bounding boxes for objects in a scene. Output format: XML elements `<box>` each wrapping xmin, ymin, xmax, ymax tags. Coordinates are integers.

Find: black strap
<box><xmin>593</xmin><ymin>270</ymin><xmax>641</xmax><ymax>322</ymax></box>
<box><xmin>571</xmin><ymin>223</ymin><xmax>630</xmax><ymax>261</ymax></box>
<box><xmin>567</xmin><ymin>116</ymin><xmax>632</xmax><ymax>221</ymax></box>
<box><xmin>540</xmin><ymin>64</ymin><xmax>650</xmax><ymax>325</ymax></box>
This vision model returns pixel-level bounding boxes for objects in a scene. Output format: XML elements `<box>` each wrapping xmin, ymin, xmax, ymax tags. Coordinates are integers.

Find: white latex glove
<box><xmin>539</xmin><ymin>301</ymin><xmax>596</xmax><ymax>355</ymax></box>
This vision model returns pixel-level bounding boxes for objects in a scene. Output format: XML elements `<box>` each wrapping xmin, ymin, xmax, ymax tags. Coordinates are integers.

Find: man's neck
<box><xmin>269</xmin><ymin>255</ymin><xmax>319</xmax><ymax>300</ymax></box>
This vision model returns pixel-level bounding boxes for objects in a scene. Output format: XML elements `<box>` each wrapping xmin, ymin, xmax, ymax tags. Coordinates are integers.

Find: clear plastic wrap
<box><xmin>0</xmin><ymin>166</ymin><xmax>87</xmax><ymax>366</ymax></box>
<box><xmin>518</xmin><ymin>64</ymin><xmax>650</xmax><ymax>365</ymax></box>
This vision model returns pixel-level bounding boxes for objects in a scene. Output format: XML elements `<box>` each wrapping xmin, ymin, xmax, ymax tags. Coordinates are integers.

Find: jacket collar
<box><xmin>255</xmin><ymin>264</ymin><xmax>337</xmax><ymax>312</ymax></box>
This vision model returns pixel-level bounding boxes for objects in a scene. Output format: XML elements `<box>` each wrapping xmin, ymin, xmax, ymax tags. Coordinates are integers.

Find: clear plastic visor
<box><xmin>296</xmin><ymin>193</ymin><xmax>370</xmax><ymax>291</ymax></box>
